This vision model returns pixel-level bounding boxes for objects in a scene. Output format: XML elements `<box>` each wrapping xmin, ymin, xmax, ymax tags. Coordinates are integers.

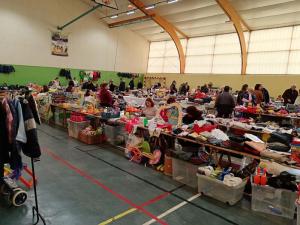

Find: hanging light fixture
<box><xmin>110</xmin><ymin>15</ymin><xmax>118</xmax><ymax>19</ymax></box>
<box><xmin>145</xmin><ymin>5</ymin><xmax>155</xmax><ymax>10</ymax></box>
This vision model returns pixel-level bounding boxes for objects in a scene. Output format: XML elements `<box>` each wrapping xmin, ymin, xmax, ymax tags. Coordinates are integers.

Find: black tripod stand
<box><xmin>31</xmin><ymin>158</ymin><xmax>46</xmax><ymax>225</ymax></box>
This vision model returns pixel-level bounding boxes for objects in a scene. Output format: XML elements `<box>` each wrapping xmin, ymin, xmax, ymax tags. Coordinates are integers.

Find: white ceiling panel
<box><xmin>77</xmin><ymin>0</ymin><xmax>300</xmax><ymax>41</ymax></box>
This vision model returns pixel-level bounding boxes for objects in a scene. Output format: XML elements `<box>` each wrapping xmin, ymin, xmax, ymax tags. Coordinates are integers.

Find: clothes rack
<box><xmin>31</xmin><ymin>157</ymin><xmax>46</xmax><ymax>225</ymax></box>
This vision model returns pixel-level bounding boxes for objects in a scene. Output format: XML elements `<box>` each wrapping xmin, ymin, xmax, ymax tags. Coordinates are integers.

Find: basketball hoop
<box><xmin>94</xmin><ymin>0</ymin><xmax>118</xmax><ymax>10</ymax></box>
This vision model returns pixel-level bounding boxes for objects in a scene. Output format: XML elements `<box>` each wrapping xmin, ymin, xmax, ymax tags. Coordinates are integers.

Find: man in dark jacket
<box><xmin>82</xmin><ymin>80</ymin><xmax>96</xmax><ymax>92</ymax></box>
<box><xmin>137</xmin><ymin>80</ymin><xmax>143</xmax><ymax>89</ymax></box>
<box><xmin>129</xmin><ymin>78</ymin><xmax>135</xmax><ymax>90</ymax></box>
<box><xmin>282</xmin><ymin>85</ymin><xmax>298</xmax><ymax>105</ymax></box>
<box><xmin>215</xmin><ymin>86</ymin><xmax>235</xmax><ymax>118</ymax></box>
<box><xmin>119</xmin><ymin>78</ymin><xmax>126</xmax><ymax>92</ymax></box>
<box><xmin>109</xmin><ymin>80</ymin><xmax>115</xmax><ymax>92</ymax></box>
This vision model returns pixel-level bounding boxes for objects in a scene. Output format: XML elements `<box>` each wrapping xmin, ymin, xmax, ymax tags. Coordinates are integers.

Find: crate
<box><xmin>251</xmin><ymin>184</ymin><xmax>297</xmax><ymax>219</ymax></box>
<box><xmin>197</xmin><ymin>174</ymin><xmax>247</xmax><ymax>205</ymax></box>
<box><xmin>104</xmin><ymin>124</ymin><xmax>127</xmax><ymax>145</ymax></box>
<box><xmin>67</xmin><ymin>119</ymin><xmax>90</xmax><ymax>139</ymax></box>
<box><xmin>172</xmin><ymin>158</ymin><xmax>198</xmax><ymax>188</ymax></box>
<box><xmin>78</xmin><ymin>132</ymin><xmax>106</xmax><ymax>145</ymax></box>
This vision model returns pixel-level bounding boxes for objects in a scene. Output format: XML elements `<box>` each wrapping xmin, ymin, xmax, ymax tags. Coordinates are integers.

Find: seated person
<box><xmin>98</xmin><ymin>83</ymin><xmax>113</xmax><ymax>107</ymax></box>
<box><xmin>142</xmin><ymin>98</ymin><xmax>157</xmax><ymax>119</ymax></box>
<box><xmin>182</xmin><ymin>106</ymin><xmax>203</xmax><ymax>125</ymax></box>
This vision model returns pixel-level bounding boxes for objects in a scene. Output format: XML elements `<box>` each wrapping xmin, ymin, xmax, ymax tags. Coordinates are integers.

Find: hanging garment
<box><xmin>2</xmin><ymin>98</ymin><xmax>13</xmax><ymax>144</ymax></box>
<box><xmin>19</xmin><ymin>98</ymin><xmax>41</xmax><ymax>158</ymax></box>
<box><xmin>27</xmin><ymin>95</ymin><xmax>41</xmax><ymax>125</ymax></box>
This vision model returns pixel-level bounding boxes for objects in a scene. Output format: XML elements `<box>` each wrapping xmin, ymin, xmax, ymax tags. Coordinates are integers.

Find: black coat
<box><xmin>119</xmin><ymin>81</ymin><xmax>126</xmax><ymax>92</ymax></box>
<box><xmin>283</xmin><ymin>89</ymin><xmax>298</xmax><ymax>105</ymax></box>
<box><xmin>20</xmin><ymin>98</ymin><xmax>41</xmax><ymax>159</ymax></box>
<box><xmin>129</xmin><ymin>80</ymin><xmax>134</xmax><ymax>90</ymax></box>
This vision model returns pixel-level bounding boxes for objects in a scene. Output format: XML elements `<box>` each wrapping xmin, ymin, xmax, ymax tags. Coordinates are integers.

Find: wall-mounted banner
<box><xmin>51</xmin><ymin>33</ymin><xmax>68</xmax><ymax>56</ymax></box>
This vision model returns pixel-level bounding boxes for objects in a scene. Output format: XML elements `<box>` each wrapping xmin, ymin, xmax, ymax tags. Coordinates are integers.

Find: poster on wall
<box><xmin>51</xmin><ymin>32</ymin><xmax>68</xmax><ymax>56</ymax></box>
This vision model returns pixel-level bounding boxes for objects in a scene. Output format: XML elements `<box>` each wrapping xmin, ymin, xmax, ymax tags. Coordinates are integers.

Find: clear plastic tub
<box><xmin>67</xmin><ymin>119</ymin><xmax>90</xmax><ymax>139</ymax></box>
<box><xmin>104</xmin><ymin>124</ymin><xmax>127</xmax><ymax>146</ymax></box>
<box><xmin>172</xmin><ymin>158</ymin><xmax>198</xmax><ymax>188</ymax></box>
<box><xmin>251</xmin><ymin>183</ymin><xmax>297</xmax><ymax>219</ymax></box>
<box><xmin>197</xmin><ymin>174</ymin><xmax>247</xmax><ymax>205</ymax></box>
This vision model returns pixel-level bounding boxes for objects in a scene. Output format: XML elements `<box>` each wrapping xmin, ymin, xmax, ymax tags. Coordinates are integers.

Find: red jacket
<box><xmin>98</xmin><ymin>88</ymin><xmax>113</xmax><ymax>106</ymax></box>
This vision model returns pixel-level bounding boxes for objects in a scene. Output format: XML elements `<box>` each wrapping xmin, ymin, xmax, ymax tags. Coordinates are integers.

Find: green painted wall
<box><xmin>0</xmin><ymin>64</ymin><xmax>143</xmax><ymax>86</ymax></box>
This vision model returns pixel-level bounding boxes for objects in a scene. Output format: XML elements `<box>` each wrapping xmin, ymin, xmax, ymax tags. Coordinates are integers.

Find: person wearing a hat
<box><xmin>98</xmin><ymin>83</ymin><xmax>113</xmax><ymax>107</ymax></box>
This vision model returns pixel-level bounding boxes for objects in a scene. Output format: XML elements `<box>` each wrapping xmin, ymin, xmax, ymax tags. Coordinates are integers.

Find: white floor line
<box><xmin>142</xmin><ymin>193</ymin><xmax>201</xmax><ymax>225</ymax></box>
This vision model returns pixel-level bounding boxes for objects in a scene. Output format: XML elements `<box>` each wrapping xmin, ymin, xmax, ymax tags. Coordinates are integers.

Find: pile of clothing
<box><xmin>198</xmin><ymin>166</ymin><xmax>243</xmax><ymax>187</ymax></box>
<box><xmin>79</xmin><ymin>70</ymin><xmax>101</xmax><ymax>81</ymax></box>
<box><xmin>59</xmin><ymin>69</ymin><xmax>72</xmax><ymax>79</ymax></box>
<box><xmin>0</xmin><ymin>65</ymin><xmax>15</xmax><ymax>74</ymax></box>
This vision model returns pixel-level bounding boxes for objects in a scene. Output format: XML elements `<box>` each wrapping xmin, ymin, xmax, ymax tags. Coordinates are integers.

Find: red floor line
<box><xmin>43</xmin><ymin>148</ymin><xmax>169</xmax><ymax>225</ymax></box>
<box><xmin>139</xmin><ymin>192</ymin><xmax>170</xmax><ymax>208</ymax></box>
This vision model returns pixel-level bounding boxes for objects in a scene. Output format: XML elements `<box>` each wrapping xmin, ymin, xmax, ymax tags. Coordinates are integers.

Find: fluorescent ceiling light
<box><xmin>167</xmin><ymin>0</ymin><xmax>178</xmax><ymax>4</ymax></box>
<box><xmin>110</xmin><ymin>15</ymin><xmax>118</xmax><ymax>19</ymax></box>
<box><xmin>127</xmin><ymin>10</ymin><xmax>135</xmax><ymax>15</ymax></box>
<box><xmin>145</xmin><ymin>5</ymin><xmax>155</xmax><ymax>10</ymax></box>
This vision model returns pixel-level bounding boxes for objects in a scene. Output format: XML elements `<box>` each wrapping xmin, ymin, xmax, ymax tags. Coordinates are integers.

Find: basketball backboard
<box><xmin>94</xmin><ymin>0</ymin><xmax>118</xmax><ymax>10</ymax></box>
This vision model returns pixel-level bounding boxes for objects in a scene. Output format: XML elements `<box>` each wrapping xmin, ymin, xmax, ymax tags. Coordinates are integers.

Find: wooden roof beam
<box><xmin>108</xmin><ymin>15</ymin><xmax>152</xmax><ymax>28</ymax></box>
<box><xmin>216</xmin><ymin>0</ymin><xmax>248</xmax><ymax>75</ymax></box>
<box><xmin>128</xmin><ymin>0</ymin><xmax>187</xmax><ymax>74</ymax></box>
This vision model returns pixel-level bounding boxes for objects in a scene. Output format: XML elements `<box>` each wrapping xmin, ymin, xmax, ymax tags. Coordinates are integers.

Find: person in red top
<box><xmin>98</xmin><ymin>83</ymin><xmax>113</xmax><ymax>107</ymax></box>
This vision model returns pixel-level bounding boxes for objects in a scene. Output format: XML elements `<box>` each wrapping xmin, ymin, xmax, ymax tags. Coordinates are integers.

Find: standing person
<box><xmin>262</xmin><ymin>87</ymin><xmax>270</xmax><ymax>104</ymax></box>
<box><xmin>179</xmin><ymin>83</ymin><xmax>187</xmax><ymax>95</ymax></box>
<box><xmin>254</xmin><ymin>84</ymin><xmax>264</xmax><ymax>105</ymax></box>
<box><xmin>200</xmin><ymin>84</ymin><xmax>209</xmax><ymax>94</ymax></box>
<box><xmin>109</xmin><ymin>80</ymin><xmax>115</xmax><ymax>92</ymax></box>
<box><xmin>185</xmin><ymin>82</ymin><xmax>190</xmax><ymax>93</ymax></box>
<box><xmin>98</xmin><ymin>83</ymin><xmax>113</xmax><ymax>107</ymax></box>
<box><xmin>215</xmin><ymin>86</ymin><xmax>235</xmax><ymax>118</ymax></box>
<box><xmin>237</xmin><ymin>84</ymin><xmax>248</xmax><ymax>105</ymax></box>
<box><xmin>119</xmin><ymin>78</ymin><xmax>126</xmax><ymax>92</ymax></box>
<box><xmin>72</xmin><ymin>77</ymin><xmax>79</xmax><ymax>86</ymax></box>
<box><xmin>66</xmin><ymin>80</ymin><xmax>75</xmax><ymax>92</ymax></box>
<box><xmin>282</xmin><ymin>85</ymin><xmax>298</xmax><ymax>105</ymax></box>
<box><xmin>129</xmin><ymin>78</ymin><xmax>135</xmax><ymax>90</ymax></box>
<box><xmin>170</xmin><ymin>81</ymin><xmax>177</xmax><ymax>95</ymax></box>
<box><xmin>82</xmin><ymin>80</ymin><xmax>96</xmax><ymax>92</ymax></box>
<box><xmin>137</xmin><ymin>80</ymin><xmax>143</xmax><ymax>89</ymax></box>
<box><xmin>208</xmin><ymin>82</ymin><xmax>213</xmax><ymax>94</ymax></box>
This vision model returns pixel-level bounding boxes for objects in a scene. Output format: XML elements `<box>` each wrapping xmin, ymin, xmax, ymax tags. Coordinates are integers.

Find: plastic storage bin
<box><xmin>251</xmin><ymin>184</ymin><xmax>297</xmax><ymax>219</ymax></box>
<box><xmin>67</xmin><ymin>119</ymin><xmax>90</xmax><ymax>139</ymax></box>
<box><xmin>197</xmin><ymin>174</ymin><xmax>247</xmax><ymax>205</ymax></box>
<box><xmin>104</xmin><ymin>124</ymin><xmax>127</xmax><ymax>146</ymax></box>
<box><xmin>172</xmin><ymin>158</ymin><xmax>198</xmax><ymax>188</ymax></box>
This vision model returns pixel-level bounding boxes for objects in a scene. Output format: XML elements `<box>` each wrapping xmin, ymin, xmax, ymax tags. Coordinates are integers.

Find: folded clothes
<box><xmin>223</xmin><ymin>174</ymin><xmax>243</xmax><ymax>187</ymax></box>
<box><xmin>267</xmin><ymin>142</ymin><xmax>290</xmax><ymax>152</ymax></box>
<box><xmin>260</xmin><ymin>150</ymin><xmax>289</xmax><ymax>162</ymax></box>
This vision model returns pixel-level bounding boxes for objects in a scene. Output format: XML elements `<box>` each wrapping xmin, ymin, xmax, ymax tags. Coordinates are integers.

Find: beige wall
<box><xmin>0</xmin><ymin>0</ymin><xmax>149</xmax><ymax>73</ymax></box>
<box><xmin>145</xmin><ymin>73</ymin><xmax>300</xmax><ymax>97</ymax></box>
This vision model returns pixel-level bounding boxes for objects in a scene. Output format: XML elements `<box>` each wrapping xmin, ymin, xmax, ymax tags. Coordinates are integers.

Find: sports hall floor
<box><xmin>0</xmin><ymin>124</ymin><xmax>295</xmax><ymax>225</ymax></box>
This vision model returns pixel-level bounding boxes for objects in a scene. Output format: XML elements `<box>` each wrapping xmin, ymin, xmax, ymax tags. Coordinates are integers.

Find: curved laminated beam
<box><xmin>128</xmin><ymin>0</ymin><xmax>186</xmax><ymax>74</ymax></box>
<box><xmin>216</xmin><ymin>0</ymin><xmax>247</xmax><ymax>75</ymax></box>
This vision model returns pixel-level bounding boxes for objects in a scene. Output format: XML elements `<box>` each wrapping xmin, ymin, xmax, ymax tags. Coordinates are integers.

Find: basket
<box><xmin>78</xmin><ymin>132</ymin><xmax>106</xmax><ymax>145</ymax></box>
<box><xmin>197</xmin><ymin>174</ymin><xmax>247</xmax><ymax>205</ymax></box>
<box><xmin>251</xmin><ymin>183</ymin><xmax>297</xmax><ymax>219</ymax></box>
<box><xmin>67</xmin><ymin>119</ymin><xmax>90</xmax><ymax>139</ymax></box>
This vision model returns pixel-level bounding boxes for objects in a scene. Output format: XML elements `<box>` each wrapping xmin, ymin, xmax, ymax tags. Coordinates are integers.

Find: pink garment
<box><xmin>2</xmin><ymin>98</ymin><xmax>13</xmax><ymax>143</ymax></box>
